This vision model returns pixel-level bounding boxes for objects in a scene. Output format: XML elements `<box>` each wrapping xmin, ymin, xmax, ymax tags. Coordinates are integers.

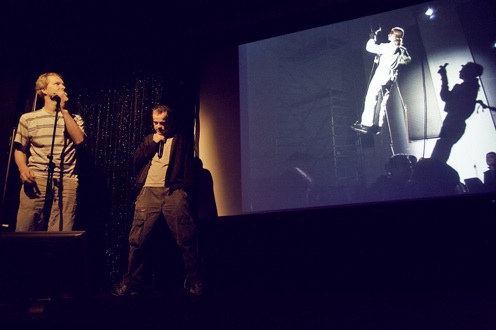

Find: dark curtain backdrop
<box><xmin>72</xmin><ymin>70</ymin><xmax>198</xmax><ymax>288</ymax></box>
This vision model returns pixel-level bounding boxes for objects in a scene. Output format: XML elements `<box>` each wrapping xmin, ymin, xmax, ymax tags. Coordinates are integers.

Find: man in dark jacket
<box><xmin>113</xmin><ymin>104</ymin><xmax>204</xmax><ymax>296</ymax></box>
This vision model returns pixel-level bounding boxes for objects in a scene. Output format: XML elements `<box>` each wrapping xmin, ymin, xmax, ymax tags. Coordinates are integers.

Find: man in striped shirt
<box><xmin>14</xmin><ymin>72</ymin><xmax>85</xmax><ymax>231</ymax></box>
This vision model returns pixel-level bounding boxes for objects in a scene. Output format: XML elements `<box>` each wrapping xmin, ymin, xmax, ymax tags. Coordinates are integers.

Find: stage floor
<box><xmin>1</xmin><ymin>286</ymin><xmax>495</xmax><ymax>330</ymax></box>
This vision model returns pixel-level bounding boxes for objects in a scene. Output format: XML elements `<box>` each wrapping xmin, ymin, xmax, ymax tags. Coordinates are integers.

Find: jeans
<box><xmin>123</xmin><ymin>187</ymin><xmax>203</xmax><ymax>290</ymax></box>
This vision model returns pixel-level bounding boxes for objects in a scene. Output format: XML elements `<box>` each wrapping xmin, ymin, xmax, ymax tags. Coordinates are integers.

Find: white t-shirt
<box><xmin>144</xmin><ymin>137</ymin><xmax>173</xmax><ymax>187</ymax></box>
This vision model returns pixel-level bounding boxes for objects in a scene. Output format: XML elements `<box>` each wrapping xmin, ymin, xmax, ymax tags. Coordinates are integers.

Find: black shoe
<box><xmin>184</xmin><ymin>279</ymin><xmax>205</xmax><ymax>295</ymax></box>
<box><xmin>112</xmin><ymin>283</ymin><xmax>139</xmax><ymax>297</ymax></box>
<box><xmin>351</xmin><ymin>122</ymin><xmax>370</xmax><ymax>134</ymax></box>
<box><xmin>368</xmin><ymin>125</ymin><xmax>381</xmax><ymax>135</ymax></box>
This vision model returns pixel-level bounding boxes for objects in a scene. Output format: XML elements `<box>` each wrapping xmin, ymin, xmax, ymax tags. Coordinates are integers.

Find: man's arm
<box><xmin>365</xmin><ymin>38</ymin><xmax>382</xmax><ymax>54</ymax></box>
<box><xmin>61</xmin><ymin>111</ymin><xmax>85</xmax><ymax>145</ymax></box>
<box><xmin>14</xmin><ymin>145</ymin><xmax>36</xmax><ymax>184</ymax></box>
<box><xmin>58</xmin><ymin>93</ymin><xmax>84</xmax><ymax>145</ymax></box>
<box><xmin>133</xmin><ymin>134</ymin><xmax>160</xmax><ymax>172</ymax></box>
<box><xmin>438</xmin><ymin>64</ymin><xmax>450</xmax><ymax>102</ymax></box>
<box><xmin>399</xmin><ymin>47</ymin><xmax>411</xmax><ymax>65</ymax></box>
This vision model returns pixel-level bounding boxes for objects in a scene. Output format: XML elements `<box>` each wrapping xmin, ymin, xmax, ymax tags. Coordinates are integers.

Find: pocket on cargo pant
<box><xmin>129</xmin><ymin>210</ymin><xmax>145</xmax><ymax>247</ymax></box>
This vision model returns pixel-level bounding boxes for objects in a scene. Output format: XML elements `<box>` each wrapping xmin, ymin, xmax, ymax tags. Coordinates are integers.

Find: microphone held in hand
<box><xmin>369</xmin><ymin>27</ymin><xmax>381</xmax><ymax>40</ymax></box>
<box><xmin>51</xmin><ymin>94</ymin><xmax>61</xmax><ymax>102</ymax></box>
<box><xmin>158</xmin><ymin>140</ymin><xmax>164</xmax><ymax>158</ymax></box>
<box><xmin>438</xmin><ymin>63</ymin><xmax>448</xmax><ymax>74</ymax></box>
<box><xmin>51</xmin><ymin>95</ymin><xmax>61</xmax><ymax>109</ymax></box>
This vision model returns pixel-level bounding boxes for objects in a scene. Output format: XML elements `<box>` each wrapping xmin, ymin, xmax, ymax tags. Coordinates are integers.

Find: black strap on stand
<box><xmin>41</xmin><ymin>98</ymin><xmax>60</xmax><ymax>231</ymax></box>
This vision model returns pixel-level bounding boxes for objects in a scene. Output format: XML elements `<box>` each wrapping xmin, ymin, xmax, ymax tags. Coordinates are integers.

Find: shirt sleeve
<box><xmin>73</xmin><ymin>114</ymin><xmax>85</xmax><ymax>134</ymax></box>
<box><xmin>365</xmin><ymin>39</ymin><xmax>382</xmax><ymax>54</ymax></box>
<box><xmin>14</xmin><ymin>114</ymin><xmax>29</xmax><ymax>147</ymax></box>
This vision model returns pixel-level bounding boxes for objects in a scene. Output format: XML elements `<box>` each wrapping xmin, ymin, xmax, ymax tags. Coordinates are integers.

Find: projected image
<box><xmin>239</xmin><ymin>0</ymin><xmax>496</xmax><ymax>213</ymax></box>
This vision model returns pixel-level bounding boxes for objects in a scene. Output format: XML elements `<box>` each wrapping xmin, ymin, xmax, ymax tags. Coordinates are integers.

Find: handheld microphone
<box><xmin>438</xmin><ymin>63</ymin><xmax>448</xmax><ymax>75</ymax></box>
<box><xmin>51</xmin><ymin>95</ymin><xmax>61</xmax><ymax>102</ymax></box>
<box><xmin>158</xmin><ymin>140</ymin><xmax>164</xmax><ymax>158</ymax></box>
<box><xmin>51</xmin><ymin>95</ymin><xmax>61</xmax><ymax>109</ymax></box>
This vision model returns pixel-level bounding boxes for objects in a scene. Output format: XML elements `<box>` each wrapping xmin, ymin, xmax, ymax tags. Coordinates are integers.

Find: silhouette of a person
<box><xmin>431</xmin><ymin>62</ymin><xmax>484</xmax><ymax>163</ymax></box>
<box><xmin>483</xmin><ymin>151</ymin><xmax>496</xmax><ymax>192</ymax></box>
<box><xmin>193</xmin><ymin>157</ymin><xmax>218</xmax><ymax>221</ymax></box>
<box><xmin>369</xmin><ymin>153</ymin><xmax>413</xmax><ymax>201</ymax></box>
<box><xmin>408</xmin><ymin>157</ymin><xmax>463</xmax><ymax>198</ymax></box>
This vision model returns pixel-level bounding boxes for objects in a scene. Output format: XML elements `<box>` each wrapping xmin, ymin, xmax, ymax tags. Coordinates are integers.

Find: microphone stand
<box><xmin>41</xmin><ymin>99</ymin><xmax>60</xmax><ymax>231</ymax></box>
<box><xmin>0</xmin><ymin>127</ymin><xmax>16</xmax><ymax>229</ymax></box>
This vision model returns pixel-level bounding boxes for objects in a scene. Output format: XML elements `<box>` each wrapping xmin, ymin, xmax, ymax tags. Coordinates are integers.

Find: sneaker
<box><xmin>111</xmin><ymin>283</ymin><xmax>139</xmax><ymax>297</ymax></box>
<box><xmin>184</xmin><ymin>280</ymin><xmax>205</xmax><ymax>295</ymax></box>
<box><xmin>351</xmin><ymin>122</ymin><xmax>370</xmax><ymax>134</ymax></box>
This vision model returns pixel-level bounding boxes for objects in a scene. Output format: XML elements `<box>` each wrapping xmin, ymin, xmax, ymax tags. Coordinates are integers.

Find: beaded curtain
<box><xmin>72</xmin><ymin>71</ymin><xmax>195</xmax><ymax>285</ymax></box>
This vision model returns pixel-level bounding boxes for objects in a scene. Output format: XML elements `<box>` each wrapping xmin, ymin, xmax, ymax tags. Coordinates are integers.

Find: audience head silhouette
<box><xmin>385</xmin><ymin>153</ymin><xmax>413</xmax><ymax>181</ymax></box>
<box><xmin>409</xmin><ymin>158</ymin><xmax>461</xmax><ymax>198</ymax></box>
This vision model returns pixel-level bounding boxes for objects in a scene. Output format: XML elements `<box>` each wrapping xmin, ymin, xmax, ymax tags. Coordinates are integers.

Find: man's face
<box><xmin>152</xmin><ymin>111</ymin><xmax>170</xmax><ymax>135</ymax></box>
<box><xmin>487</xmin><ymin>153</ymin><xmax>496</xmax><ymax>166</ymax></box>
<box><xmin>388</xmin><ymin>30</ymin><xmax>397</xmax><ymax>42</ymax></box>
<box><xmin>43</xmin><ymin>75</ymin><xmax>65</xmax><ymax>98</ymax></box>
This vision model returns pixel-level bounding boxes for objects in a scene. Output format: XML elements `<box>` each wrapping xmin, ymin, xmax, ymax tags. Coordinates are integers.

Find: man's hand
<box><xmin>153</xmin><ymin>133</ymin><xmax>166</xmax><ymax>144</ymax></box>
<box><xmin>57</xmin><ymin>92</ymin><xmax>69</xmax><ymax>113</ymax></box>
<box><xmin>18</xmin><ymin>166</ymin><xmax>36</xmax><ymax>184</ymax></box>
<box><xmin>23</xmin><ymin>181</ymin><xmax>41</xmax><ymax>198</ymax></box>
<box><xmin>438</xmin><ymin>63</ymin><xmax>448</xmax><ymax>75</ymax></box>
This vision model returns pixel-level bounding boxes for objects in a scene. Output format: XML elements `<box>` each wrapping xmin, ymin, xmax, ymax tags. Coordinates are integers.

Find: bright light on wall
<box><xmin>425</xmin><ymin>7</ymin><xmax>435</xmax><ymax>19</ymax></box>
